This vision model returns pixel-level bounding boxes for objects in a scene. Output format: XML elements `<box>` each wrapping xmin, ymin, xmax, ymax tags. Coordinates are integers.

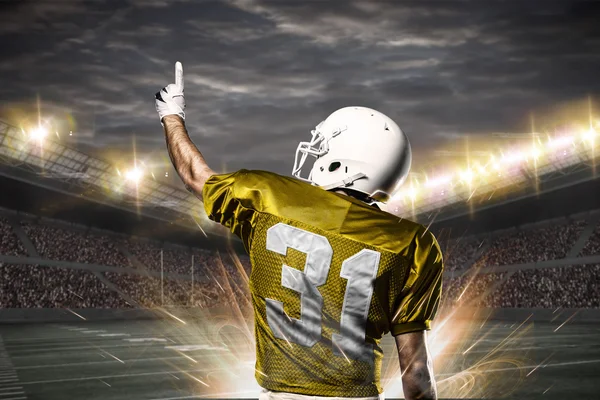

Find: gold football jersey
<box><xmin>202</xmin><ymin>169</ymin><xmax>443</xmax><ymax>397</ymax></box>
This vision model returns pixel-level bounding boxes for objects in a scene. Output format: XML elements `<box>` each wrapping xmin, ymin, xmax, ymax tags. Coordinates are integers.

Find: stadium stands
<box><xmin>486</xmin><ymin>265</ymin><xmax>600</xmax><ymax>308</ymax></box>
<box><xmin>440</xmin><ymin>236</ymin><xmax>486</xmax><ymax>272</ymax></box>
<box><xmin>0</xmin><ymin>263</ymin><xmax>130</xmax><ymax>308</ymax></box>
<box><xmin>483</xmin><ymin>220</ymin><xmax>586</xmax><ymax>266</ymax></box>
<box><xmin>580</xmin><ymin>224</ymin><xmax>600</xmax><ymax>256</ymax></box>
<box><xmin>1</xmin><ymin>211</ymin><xmax>599</xmax><ymax>310</ymax></box>
<box><xmin>443</xmin><ymin>272</ymin><xmax>507</xmax><ymax>306</ymax></box>
<box><xmin>21</xmin><ymin>222</ymin><xmax>132</xmax><ymax>268</ymax></box>
<box><xmin>0</xmin><ymin>217</ymin><xmax>27</xmax><ymax>256</ymax></box>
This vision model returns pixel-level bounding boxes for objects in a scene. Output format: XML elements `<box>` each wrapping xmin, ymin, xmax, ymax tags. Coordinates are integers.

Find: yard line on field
<box><xmin>441</xmin><ymin>343</ymin><xmax>581</xmax><ymax>356</ymax></box>
<box><xmin>98</xmin><ymin>333</ymin><xmax>130</xmax><ymax>337</ymax></box>
<box><xmin>436</xmin><ymin>358</ymin><xmax>600</xmax><ymax>379</ymax></box>
<box><xmin>165</xmin><ymin>345</ymin><xmax>227</xmax><ymax>352</ymax></box>
<box><xmin>8</xmin><ymin>342</ymin><xmax>169</xmax><ymax>356</ymax></box>
<box><xmin>19</xmin><ymin>365</ymin><xmax>228</xmax><ymax>385</ymax></box>
<box><xmin>0</xmin><ymin>391</ymin><xmax>25</xmax><ymax>396</ymax></box>
<box><xmin>2</xmin><ymin>331</ymin><xmax>215</xmax><ymax>344</ymax></box>
<box><xmin>13</xmin><ymin>355</ymin><xmax>209</xmax><ymax>370</ymax></box>
<box><xmin>148</xmin><ymin>391</ymin><xmax>262</xmax><ymax>399</ymax></box>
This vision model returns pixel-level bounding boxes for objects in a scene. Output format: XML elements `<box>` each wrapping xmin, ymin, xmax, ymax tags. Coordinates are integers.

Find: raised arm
<box><xmin>155</xmin><ymin>62</ymin><xmax>215</xmax><ymax>200</ymax></box>
<box><xmin>162</xmin><ymin>115</ymin><xmax>215</xmax><ymax>200</ymax></box>
<box><xmin>395</xmin><ymin>330</ymin><xmax>437</xmax><ymax>400</ymax></box>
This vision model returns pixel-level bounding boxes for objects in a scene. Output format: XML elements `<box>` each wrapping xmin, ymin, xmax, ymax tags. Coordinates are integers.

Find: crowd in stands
<box><xmin>120</xmin><ymin>238</ymin><xmax>245</xmax><ymax>277</ymax></box>
<box><xmin>482</xmin><ymin>220</ymin><xmax>586</xmax><ymax>267</ymax></box>
<box><xmin>442</xmin><ymin>272</ymin><xmax>508</xmax><ymax>306</ymax></box>
<box><xmin>0</xmin><ymin>263</ymin><xmax>129</xmax><ymax>308</ymax></box>
<box><xmin>103</xmin><ymin>271</ymin><xmax>248</xmax><ymax>309</ymax></box>
<box><xmin>1</xmin><ymin>214</ymin><xmax>600</xmax><ymax>309</ymax></box>
<box><xmin>126</xmin><ymin>239</ymin><xmax>192</xmax><ymax>274</ymax></box>
<box><xmin>441</xmin><ymin>264</ymin><xmax>600</xmax><ymax>308</ymax></box>
<box><xmin>0</xmin><ymin>217</ymin><xmax>27</xmax><ymax>256</ymax></box>
<box><xmin>484</xmin><ymin>265</ymin><xmax>600</xmax><ymax>308</ymax></box>
<box><xmin>580</xmin><ymin>223</ymin><xmax>600</xmax><ymax>256</ymax></box>
<box><xmin>22</xmin><ymin>222</ymin><xmax>132</xmax><ymax>267</ymax></box>
<box><xmin>440</xmin><ymin>237</ymin><xmax>485</xmax><ymax>272</ymax></box>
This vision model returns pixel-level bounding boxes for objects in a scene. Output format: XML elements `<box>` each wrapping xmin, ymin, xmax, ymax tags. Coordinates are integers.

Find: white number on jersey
<box><xmin>265</xmin><ymin>222</ymin><xmax>380</xmax><ymax>364</ymax></box>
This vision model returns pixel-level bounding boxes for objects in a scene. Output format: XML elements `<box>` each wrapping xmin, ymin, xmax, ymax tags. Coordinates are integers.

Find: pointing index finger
<box><xmin>175</xmin><ymin>61</ymin><xmax>184</xmax><ymax>91</ymax></box>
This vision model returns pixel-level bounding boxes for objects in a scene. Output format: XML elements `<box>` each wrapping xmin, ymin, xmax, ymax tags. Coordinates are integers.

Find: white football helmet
<box><xmin>292</xmin><ymin>106</ymin><xmax>411</xmax><ymax>203</ymax></box>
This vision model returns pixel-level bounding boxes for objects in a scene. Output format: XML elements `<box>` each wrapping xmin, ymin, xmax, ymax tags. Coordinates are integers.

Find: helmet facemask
<box><xmin>292</xmin><ymin>122</ymin><xmax>345</xmax><ymax>183</ymax></box>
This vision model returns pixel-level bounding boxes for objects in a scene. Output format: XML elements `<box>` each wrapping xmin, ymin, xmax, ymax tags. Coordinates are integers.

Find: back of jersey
<box><xmin>202</xmin><ymin>170</ymin><xmax>443</xmax><ymax>398</ymax></box>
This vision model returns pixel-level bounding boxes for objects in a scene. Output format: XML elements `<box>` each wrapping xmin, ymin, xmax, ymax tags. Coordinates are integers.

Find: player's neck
<box><xmin>332</xmin><ymin>189</ymin><xmax>378</xmax><ymax>208</ymax></box>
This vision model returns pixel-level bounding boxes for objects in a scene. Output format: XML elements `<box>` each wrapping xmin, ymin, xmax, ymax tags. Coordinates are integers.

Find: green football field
<box><xmin>0</xmin><ymin>317</ymin><xmax>598</xmax><ymax>399</ymax></box>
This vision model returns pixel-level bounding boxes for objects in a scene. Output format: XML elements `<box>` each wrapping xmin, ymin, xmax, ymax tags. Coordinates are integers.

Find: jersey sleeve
<box><xmin>202</xmin><ymin>169</ymin><xmax>260</xmax><ymax>253</ymax></box>
<box><xmin>390</xmin><ymin>228</ymin><xmax>444</xmax><ymax>336</ymax></box>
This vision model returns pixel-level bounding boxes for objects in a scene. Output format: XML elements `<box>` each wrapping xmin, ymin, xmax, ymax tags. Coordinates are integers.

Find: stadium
<box><xmin>2</xmin><ymin>0</ymin><xmax>600</xmax><ymax>398</ymax></box>
<box><xmin>1</xmin><ymin>108</ymin><xmax>600</xmax><ymax>400</ymax></box>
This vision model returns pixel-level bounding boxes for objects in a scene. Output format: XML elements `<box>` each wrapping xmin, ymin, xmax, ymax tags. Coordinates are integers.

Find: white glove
<box><xmin>155</xmin><ymin>61</ymin><xmax>185</xmax><ymax>122</ymax></box>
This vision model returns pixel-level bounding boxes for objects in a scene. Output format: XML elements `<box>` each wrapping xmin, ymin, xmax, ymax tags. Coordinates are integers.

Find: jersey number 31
<box><xmin>265</xmin><ymin>223</ymin><xmax>380</xmax><ymax>364</ymax></box>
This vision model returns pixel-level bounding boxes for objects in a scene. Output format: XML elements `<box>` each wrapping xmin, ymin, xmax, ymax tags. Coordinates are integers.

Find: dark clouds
<box><xmin>1</xmin><ymin>0</ymin><xmax>599</xmax><ymax>184</ymax></box>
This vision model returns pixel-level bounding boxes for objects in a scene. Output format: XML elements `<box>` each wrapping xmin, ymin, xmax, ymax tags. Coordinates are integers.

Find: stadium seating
<box><xmin>439</xmin><ymin>236</ymin><xmax>485</xmax><ymax>272</ymax></box>
<box><xmin>0</xmin><ymin>217</ymin><xmax>27</xmax><ymax>256</ymax></box>
<box><xmin>0</xmin><ymin>213</ymin><xmax>598</xmax><ymax>309</ymax></box>
<box><xmin>0</xmin><ymin>263</ymin><xmax>130</xmax><ymax>308</ymax></box>
<box><xmin>21</xmin><ymin>222</ymin><xmax>132</xmax><ymax>268</ymax></box>
<box><xmin>482</xmin><ymin>220</ymin><xmax>586</xmax><ymax>266</ymax></box>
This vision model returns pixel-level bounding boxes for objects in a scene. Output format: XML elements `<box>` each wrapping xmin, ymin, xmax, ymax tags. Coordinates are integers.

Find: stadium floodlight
<box><xmin>501</xmin><ymin>151</ymin><xmax>526</xmax><ymax>166</ymax></box>
<box><xmin>125</xmin><ymin>166</ymin><xmax>144</xmax><ymax>184</ymax></box>
<box><xmin>528</xmin><ymin>145</ymin><xmax>542</xmax><ymax>160</ymax></box>
<box><xmin>547</xmin><ymin>135</ymin><xmax>574</xmax><ymax>149</ymax></box>
<box><xmin>582</xmin><ymin>128</ymin><xmax>597</xmax><ymax>144</ymax></box>
<box><xmin>424</xmin><ymin>175</ymin><xmax>452</xmax><ymax>189</ymax></box>
<box><xmin>29</xmin><ymin>125</ymin><xmax>48</xmax><ymax>143</ymax></box>
<box><xmin>407</xmin><ymin>185</ymin><xmax>418</xmax><ymax>201</ymax></box>
<box><xmin>459</xmin><ymin>168</ymin><xmax>474</xmax><ymax>185</ymax></box>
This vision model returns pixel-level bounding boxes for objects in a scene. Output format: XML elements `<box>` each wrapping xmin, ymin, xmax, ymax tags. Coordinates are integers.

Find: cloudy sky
<box><xmin>1</xmin><ymin>0</ymin><xmax>599</xmax><ymax>186</ymax></box>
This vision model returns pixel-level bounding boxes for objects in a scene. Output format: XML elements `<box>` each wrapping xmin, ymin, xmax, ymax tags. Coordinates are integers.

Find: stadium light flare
<box><xmin>547</xmin><ymin>136</ymin><xmax>573</xmax><ymax>149</ymax></box>
<box><xmin>459</xmin><ymin>168</ymin><xmax>474</xmax><ymax>185</ymax></box>
<box><xmin>582</xmin><ymin>127</ymin><xmax>597</xmax><ymax>144</ymax></box>
<box><xmin>125</xmin><ymin>166</ymin><xmax>144</xmax><ymax>184</ymax></box>
<box><xmin>528</xmin><ymin>145</ymin><xmax>542</xmax><ymax>160</ymax></box>
<box><xmin>392</xmin><ymin>115</ymin><xmax>600</xmax><ymax>215</ymax></box>
<box><xmin>424</xmin><ymin>175</ymin><xmax>452</xmax><ymax>188</ymax></box>
<box><xmin>28</xmin><ymin>125</ymin><xmax>48</xmax><ymax>142</ymax></box>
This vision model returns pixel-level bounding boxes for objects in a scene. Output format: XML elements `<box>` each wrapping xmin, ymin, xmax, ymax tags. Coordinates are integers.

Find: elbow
<box><xmin>181</xmin><ymin>168</ymin><xmax>214</xmax><ymax>200</ymax></box>
<box><xmin>183</xmin><ymin>177</ymin><xmax>205</xmax><ymax>200</ymax></box>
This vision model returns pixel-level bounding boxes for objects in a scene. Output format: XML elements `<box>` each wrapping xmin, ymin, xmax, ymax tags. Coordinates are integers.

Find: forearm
<box><xmin>162</xmin><ymin>115</ymin><xmax>214</xmax><ymax>198</ymax></box>
<box><xmin>401</xmin><ymin>361</ymin><xmax>437</xmax><ymax>400</ymax></box>
<box><xmin>395</xmin><ymin>331</ymin><xmax>437</xmax><ymax>400</ymax></box>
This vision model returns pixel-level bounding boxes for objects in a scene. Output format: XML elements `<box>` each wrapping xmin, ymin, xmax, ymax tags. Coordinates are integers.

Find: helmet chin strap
<box><xmin>318</xmin><ymin>172</ymin><xmax>367</xmax><ymax>191</ymax></box>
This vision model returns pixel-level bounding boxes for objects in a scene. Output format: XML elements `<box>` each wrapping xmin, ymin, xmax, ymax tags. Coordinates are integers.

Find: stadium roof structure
<box><xmin>0</xmin><ymin>119</ymin><xmax>230</xmax><ymax>240</ymax></box>
<box><xmin>3</xmin><ymin>117</ymin><xmax>600</xmax><ymax>240</ymax></box>
<box><xmin>394</xmin><ymin>132</ymin><xmax>600</xmax><ymax>226</ymax></box>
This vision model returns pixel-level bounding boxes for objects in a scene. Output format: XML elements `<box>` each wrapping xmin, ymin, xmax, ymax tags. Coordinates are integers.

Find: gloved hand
<box><xmin>155</xmin><ymin>61</ymin><xmax>185</xmax><ymax>122</ymax></box>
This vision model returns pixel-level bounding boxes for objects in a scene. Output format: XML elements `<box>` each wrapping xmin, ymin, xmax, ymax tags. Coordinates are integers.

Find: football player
<box><xmin>156</xmin><ymin>62</ymin><xmax>443</xmax><ymax>400</ymax></box>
